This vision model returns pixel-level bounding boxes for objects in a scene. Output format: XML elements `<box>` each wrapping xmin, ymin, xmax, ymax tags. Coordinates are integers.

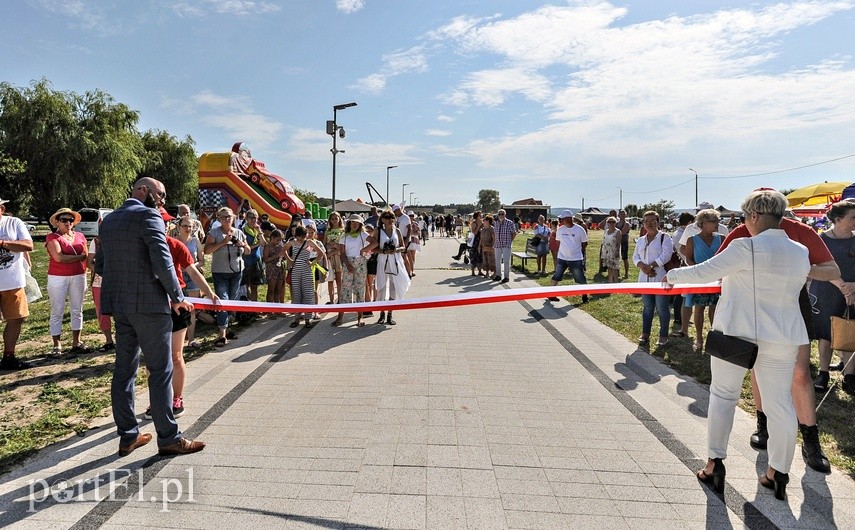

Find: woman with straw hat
<box><xmin>332</xmin><ymin>214</ymin><xmax>369</xmax><ymax>327</ymax></box>
<box><xmin>45</xmin><ymin>208</ymin><xmax>90</xmax><ymax>356</ymax></box>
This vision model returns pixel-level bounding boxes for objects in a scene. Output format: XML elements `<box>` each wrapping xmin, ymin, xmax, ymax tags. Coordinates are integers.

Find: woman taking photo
<box><xmin>664</xmin><ymin>189</ymin><xmax>810</xmax><ymax>501</ymax></box>
<box><xmin>364</xmin><ymin>210</ymin><xmax>410</xmax><ymax>325</ymax></box>
<box><xmin>46</xmin><ymin>208</ymin><xmax>90</xmax><ymax>356</ymax></box>
<box><xmin>811</xmin><ymin>199</ymin><xmax>855</xmax><ymax>394</ymax></box>
<box><xmin>683</xmin><ymin>209</ymin><xmax>723</xmax><ymax>352</ymax></box>
<box><xmin>205</xmin><ymin>207</ymin><xmax>251</xmax><ymax>347</ymax></box>
<box><xmin>632</xmin><ymin>210</ymin><xmax>673</xmax><ymax>346</ymax></box>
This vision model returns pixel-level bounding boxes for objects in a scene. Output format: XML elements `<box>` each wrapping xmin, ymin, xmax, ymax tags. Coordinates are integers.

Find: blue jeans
<box><xmin>642</xmin><ymin>294</ymin><xmax>671</xmax><ymax>338</ymax></box>
<box><xmin>552</xmin><ymin>259</ymin><xmax>586</xmax><ymax>285</ymax></box>
<box><xmin>212</xmin><ymin>272</ymin><xmax>242</xmax><ymax>329</ymax></box>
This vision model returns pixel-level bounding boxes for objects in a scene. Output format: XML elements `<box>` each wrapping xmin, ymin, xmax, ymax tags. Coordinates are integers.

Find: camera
<box><xmin>231</xmin><ymin>236</ymin><xmax>240</xmax><ymax>245</ymax></box>
<box><xmin>382</xmin><ymin>240</ymin><xmax>396</xmax><ymax>252</ymax></box>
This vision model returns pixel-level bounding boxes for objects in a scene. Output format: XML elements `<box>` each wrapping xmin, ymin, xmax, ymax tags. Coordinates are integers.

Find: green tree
<box><xmin>623</xmin><ymin>203</ymin><xmax>639</xmax><ymax>217</ymax></box>
<box><xmin>639</xmin><ymin>199</ymin><xmax>675</xmax><ymax>219</ymax></box>
<box><xmin>139</xmin><ymin>130</ymin><xmax>197</xmax><ymax>206</ymax></box>
<box><xmin>0</xmin><ymin>79</ymin><xmax>143</xmax><ymax>218</ymax></box>
<box><xmin>294</xmin><ymin>187</ymin><xmax>318</xmax><ymax>208</ymax></box>
<box><xmin>0</xmin><ymin>152</ymin><xmax>29</xmax><ymax>214</ymax></box>
<box><xmin>477</xmin><ymin>189</ymin><xmax>501</xmax><ymax>213</ymax></box>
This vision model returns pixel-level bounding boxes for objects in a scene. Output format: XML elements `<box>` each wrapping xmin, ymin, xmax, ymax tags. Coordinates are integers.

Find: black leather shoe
<box><xmin>813</xmin><ymin>371</ymin><xmax>830</xmax><ymax>392</ymax></box>
<box><xmin>749</xmin><ymin>411</ymin><xmax>768</xmax><ymax>450</ymax></box>
<box><xmin>0</xmin><ymin>356</ymin><xmax>32</xmax><ymax>371</ymax></box>
<box><xmin>800</xmin><ymin>423</ymin><xmax>831</xmax><ymax>473</ymax></box>
<box><xmin>759</xmin><ymin>469</ymin><xmax>789</xmax><ymax>500</ymax></box>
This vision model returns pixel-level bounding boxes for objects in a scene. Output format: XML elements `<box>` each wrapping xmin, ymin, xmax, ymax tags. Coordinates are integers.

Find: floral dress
<box><xmin>601</xmin><ymin>229</ymin><xmax>621</xmax><ymax>269</ymax></box>
<box><xmin>264</xmin><ymin>241</ymin><xmax>285</xmax><ymax>284</ymax></box>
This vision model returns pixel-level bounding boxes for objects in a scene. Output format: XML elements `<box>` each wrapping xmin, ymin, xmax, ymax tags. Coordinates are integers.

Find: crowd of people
<box><xmin>1</xmin><ymin>184</ymin><xmax>853</xmax><ymax>493</ymax></box>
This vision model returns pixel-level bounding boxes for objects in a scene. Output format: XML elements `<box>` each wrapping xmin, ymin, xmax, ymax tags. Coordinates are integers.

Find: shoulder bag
<box><xmin>831</xmin><ymin>306</ymin><xmax>855</xmax><ymax>352</ymax></box>
<box><xmin>660</xmin><ymin>233</ymin><xmax>682</xmax><ymax>271</ymax></box>
<box><xmin>704</xmin><ymin>239</ymin><xmax>758</xmax><ymax>369</ymax></box>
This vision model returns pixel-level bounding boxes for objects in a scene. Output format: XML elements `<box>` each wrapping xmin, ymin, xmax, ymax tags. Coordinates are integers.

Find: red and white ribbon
<box><xmin>187</xmin><ymin>282</ymin><xmax>721</xmax><ymax>314</ymax></box>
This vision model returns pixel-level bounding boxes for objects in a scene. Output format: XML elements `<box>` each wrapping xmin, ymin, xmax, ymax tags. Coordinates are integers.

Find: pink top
<box><xmin>46</xmin><ymin>231</ymin><xmax>87</xmax><ymax>276</ymax></box>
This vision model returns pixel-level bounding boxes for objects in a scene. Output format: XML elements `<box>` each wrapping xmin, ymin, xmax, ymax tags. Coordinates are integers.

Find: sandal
<box><xmin>186</xmin><ymin>340</ymin><xmax>201</xmax><ymax>350</ymax></box>
<box><xmin>50</xmin><ymin>346</ymin><xmax>63</xmax><ymax>358</ymax></box>
<box><xmin>357</xmin><ymin>321</ymin><xmax>365</xmax><ymax>327</ymax></box>
<box><xmin>692</xmin><ymin>341</ymin><xmax>703</xmax><ymax>352</ymax></box>
<box><xmin>214</xmin><ymin>337</ymin><xmax>227</xmax><ymax>347</ymax></box>
<box><xmin>69</xmin><ymin>344</ymin><xmax>94</xmax><ymax>355</ymax></box>
<box><xmin>669</xmin><ymin>331</ymin><xmax>687</xmax><ymax>337</ymax></box>
<box><xmin>289</xmin><ymin>321</ymin><xmax>299</xmax><ymax>328</ymax></box>
<box><xmin>331</xmin><ymin>319</ymin><xmax>343</xmax><ymax>327</ymax></box>
<box><xmin>226</xmin><ymin>331</ymin><xmax>238</xmax><ymax>340</ymax></box>
<box><xmin>98</xmin><ymin>343</ymin><xmax>116</xmax><ymax>352</ymax></box>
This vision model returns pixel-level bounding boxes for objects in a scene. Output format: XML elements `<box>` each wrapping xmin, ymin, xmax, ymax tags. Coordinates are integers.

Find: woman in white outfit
<box><xmin>364</xmin><ymin>210</ymin><xmax>410</xmax><ymax>325</ymax></box>
<box><xmin>664</xmin><ymin>189</ymin><xmax>810</xmax><ymax>501</ymax></box>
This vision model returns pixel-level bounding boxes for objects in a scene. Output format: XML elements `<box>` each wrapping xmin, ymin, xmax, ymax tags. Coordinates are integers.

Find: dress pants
<box><xmin>707</xmin><ymin>339</ymin><xmax>798</xmax><ymax>473</ymax></box>
<box><xmin>111</xmin><ymin>311</ymin><xmax>181</xmax><ymax>447</ymax></box>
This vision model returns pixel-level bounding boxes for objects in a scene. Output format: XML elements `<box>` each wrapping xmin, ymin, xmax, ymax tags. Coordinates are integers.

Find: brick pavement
<box><xmin>1</xmin><ymin>232</ymin><xmax>853</xmax><ymax>529</ymax></box>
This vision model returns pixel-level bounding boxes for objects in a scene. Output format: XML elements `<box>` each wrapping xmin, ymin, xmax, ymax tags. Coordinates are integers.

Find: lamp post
<box><xmin>409</xmin><ymin>191</ymin><xmax>415</xmax><ymax>206</ymax></box>
<box><xmin>327</xmin><ymin>101</ymin><xmax>357</xmax><ymax>211</ymax></box>
<box><xmin>385</xmin><ymin>165</ymin><xmax>397</xmax><ymax>207</ymax></box>
<box><xmin>580</xmin><ymin>196</ymin><xmax>585</xmax><ymax>211</ymax></box>
<box><xmin>618</xmin><ymin>187</ymin><xmax>623</xmax><ymax>210</ymax></box>
<box><xmin>402</xmin><ymin>183</ymin><xmax>409</xmax><ymax>205</ymax></box>
<box><xmin>689</xmin><ymin>168</ymin><xmax>698</xmax><ymax>208</ymax></box>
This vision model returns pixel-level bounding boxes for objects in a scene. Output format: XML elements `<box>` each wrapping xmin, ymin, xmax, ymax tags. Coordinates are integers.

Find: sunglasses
<box><xmin>57</xmin><ymin>217</ymin><xmax>75</xmax><ymax>223</ymax></box>
<box><xmin>180</xmin><ymin>224</ymin><xmax>192</xmax><ymax>228</ymax></box>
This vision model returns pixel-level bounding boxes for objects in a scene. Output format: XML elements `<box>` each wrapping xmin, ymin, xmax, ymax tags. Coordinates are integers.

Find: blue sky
<box><xmin>3</xmin><ymin>0</ymin><xmax>855</xmax><ymax>210</ymax></box>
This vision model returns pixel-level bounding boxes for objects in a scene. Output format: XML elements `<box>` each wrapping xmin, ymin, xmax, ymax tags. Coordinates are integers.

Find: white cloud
<box><xmin>286</xmin><ymin>128</ymin><xmax>421</xmax><ymax>167</ymax></box>
<box><xmin>353</xmin><ymin>46</ymin><xmax>428</xmax><ymax>94</ymax></box>
<box><xmin>336</xmin><ymin>0</ymin><xmax>365</xmax><ymax>14</ymax></box>
<box><xmin>171</xmin><ymin>0</ymin><xmax>281</xmax><ymax>17</ymax></box>
<box><xmin>34</xmin><ymin>0</ymin><xmax>115</xmax><ymax>35</ymax></box>
<box><xmin>425</xmin><ymin>129</ymin><xmax>452</xmax><ymax>137</ymax></box>
<box><xmin>437</xmin><ymin>114</ymin><xmax>455</xmax><ymax>122</ymax></box>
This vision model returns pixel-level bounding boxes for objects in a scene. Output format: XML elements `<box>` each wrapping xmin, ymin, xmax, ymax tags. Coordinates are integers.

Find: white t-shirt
<box><xmin>556</xmin><ymin>223</ymin><xmax>588</xmax><ymax>261</ymax></box>
<box><xmin>396</xmin><ymin>214</ymin><xmax>411</xmax><ymax>239</ymax></box>
<box><xmin>679</xmin><ymin>223</ymin><xmax>729</xmax><ymax>246</ymax></box>
<box><xmin>0</xmin><ymin>215</ymin><xmax>33</xmax><ymax>291</ymax></box>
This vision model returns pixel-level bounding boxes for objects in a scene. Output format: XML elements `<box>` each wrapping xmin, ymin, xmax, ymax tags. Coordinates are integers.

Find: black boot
<box><xmin>813</xmin><ymin>370</ymin><xmax>830</xmax><ymax>392</ymax></box>
<box><xmin>800</xmin><ymin>423</ymin><xmax>831</xmax><ymax>473</ymax></box>
<box><xmin>842</xmin><ymin>374</ymin><xmax>855</xmax><ymax>395</ymax></box>
<box><xmin>749</xmin><ymin>411</ymin><xmax>768</xmax><ymax>450</ymax></box>
<box><xmin>387</xmin><ymin>311</ymin><xmax>396</xmax><ymax>325</ymax></box>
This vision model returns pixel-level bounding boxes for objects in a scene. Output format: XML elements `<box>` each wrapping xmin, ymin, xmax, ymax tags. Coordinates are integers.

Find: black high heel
<box><xmin>759</xmin><ymin>469</ymin><xmax>789</xmax><ymax>500</ymax></box>
<box><xmin>697</xmin><ymin>458</ymin><xmax>726</xmax><ymax>494</ymax></box>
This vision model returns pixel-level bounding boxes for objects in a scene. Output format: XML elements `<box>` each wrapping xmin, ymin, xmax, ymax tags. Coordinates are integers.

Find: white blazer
<box><xmin>667</xmin><ymin>229</ymin><xmax>809</xmax><ymax>345</ymax></box>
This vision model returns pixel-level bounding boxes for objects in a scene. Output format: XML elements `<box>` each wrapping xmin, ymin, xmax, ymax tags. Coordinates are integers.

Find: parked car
<box><xmin>75</xmin><ymin>208</ymin><xmax>113</xmax><ymax>237</ymax></box>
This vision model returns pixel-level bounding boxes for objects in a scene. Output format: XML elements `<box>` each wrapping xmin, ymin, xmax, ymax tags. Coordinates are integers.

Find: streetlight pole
<box><xmin>581</xmin><ymin>196</ymin><xmax>585</xmax><ymax>211</ymax></box>
<box><xmin>689</xmin><ymin>168</ymin><xmax>698</xmax><ymax>207</ymax></box>
<box><xmin>385</xmin><ymin>165</ymin><xmax>397</xmax><ymax>207</ymax></box>
<box><xmin>328</xmin><ymin>102</ymin><xmax>357</xmax><ymax>211</ymax></box>
<box><xmin>402</xmin><ymin>183</ymin><xmax>409</xmax><ymax>205</ymax></box>
<box><xmin>618</xmin><ymin>187</ymin><xmax>623</xmax><ymax>210</ymax></box>
<box><xmin>409</xmin><ymin>191</ymin><xmax>414</xmax><ymax>206</ymax></box>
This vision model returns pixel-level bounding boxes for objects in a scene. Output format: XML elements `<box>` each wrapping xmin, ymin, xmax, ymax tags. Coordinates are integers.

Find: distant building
<box><xmin>502</xmin><ymin>198</ymin><xmax>551</xmax><ymax>223</ymax></box>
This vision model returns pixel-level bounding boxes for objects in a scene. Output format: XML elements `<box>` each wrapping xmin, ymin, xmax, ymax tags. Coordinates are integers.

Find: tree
<box><xmin>639</xmin><ymin>199</ymin><xmax>676</xmax><ymax>219</ymax></box>
<box><xmin>139</xmin><ymin>130</ymin><xmax>197</xmax><ymax>206</ymax></box>
<box><xmin>0</xmin><ymin>79</ymin><xmax>142</xmax><ymax>218</ymax></box>
<box><xmin>624</xmin><ymin>204</ymin><xmax>639</xmax><ymax>217</ymax></box>
<box><xmin>0</xmin><ymin>152</ymin><xmax>29</xmax><ymax>214</ymax></box>
<box><xmin>294</xmin><ymin>187</ymin><xmax>318</xmax><ymax>208</ymax></box>
<box><xmin>477</xmin><ymin>189</ymin><xmax>500</xmax><ymax>213</ymax></box>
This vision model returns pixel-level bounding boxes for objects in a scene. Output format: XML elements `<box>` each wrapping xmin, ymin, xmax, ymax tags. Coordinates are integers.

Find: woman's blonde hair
<box><xmin>740</xmin><ymin>190</ymin><xmax>787</xmax><ymax>219</ymax></box>
<box><xmin>694</xmin><ymin>208</ymin><xmax>720</xmax><ymax>228</ymax></box>
<box><xmin>216</xmin><ymin>206</ymin><xmax>234</xmax><ymax>219</ymax></box>
<box><xmin>642</xmin><ymin>210</ymin><xmax>659</xmax><ymax>221</ymax></box>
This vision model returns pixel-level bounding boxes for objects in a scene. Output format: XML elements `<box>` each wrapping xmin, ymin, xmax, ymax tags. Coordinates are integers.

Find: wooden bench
<box><xmin>511</xmin><ymin>238</ymin><xmax>539</xmax><ymax>271</ymax></box>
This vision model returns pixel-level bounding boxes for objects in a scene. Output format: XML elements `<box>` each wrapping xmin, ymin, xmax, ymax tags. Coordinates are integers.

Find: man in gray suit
<box><xmin>99</xmin><ymin>177</ymin><xmax>205</xmax><ymax>457</ymax></box>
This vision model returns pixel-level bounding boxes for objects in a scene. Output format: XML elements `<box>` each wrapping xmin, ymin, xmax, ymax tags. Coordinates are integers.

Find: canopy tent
<box><xmin>333</xmin><ymin>199</ymin><xmax>372</xmax><ymax>214</ymax></box>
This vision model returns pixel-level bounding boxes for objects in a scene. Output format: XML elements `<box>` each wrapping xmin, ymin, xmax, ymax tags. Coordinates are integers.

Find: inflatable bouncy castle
<box><xmin>198</xmin><ymin>142</ymin><xmax>305</xmax><ymax>229</ymax></box>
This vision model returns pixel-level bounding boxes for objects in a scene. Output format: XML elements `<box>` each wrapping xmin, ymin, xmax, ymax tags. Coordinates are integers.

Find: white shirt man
<box><xmin>0</xmin><ymin>199</ymin><xmax>35</xmax><ymax>370</ymax></box>
<box><xmin>547</xmin><ymin>211</ymin><xmax>588</xmax><ymax>303</ymax></box>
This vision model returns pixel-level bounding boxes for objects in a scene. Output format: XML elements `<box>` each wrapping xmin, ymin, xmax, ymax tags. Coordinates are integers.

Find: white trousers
<box><xmin>494</xmin><ymin>247</ymin><xmax>512</xmax><ymax>279</ymax></box>
<box><xmin>47</xmin><ymin>274</ymin><xmax>87</xmax><ymax>337</ymax></box>
<box><xmin>707</xmin><ymin>339</ymin><xmax>798</xmax><ymax>473</ymax></box>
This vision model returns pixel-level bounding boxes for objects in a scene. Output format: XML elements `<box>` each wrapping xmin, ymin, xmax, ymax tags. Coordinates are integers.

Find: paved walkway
<box><xmin>1</xmin><ymin>234</ymin><xmax>854</xmax><ymax>529</ymax></box>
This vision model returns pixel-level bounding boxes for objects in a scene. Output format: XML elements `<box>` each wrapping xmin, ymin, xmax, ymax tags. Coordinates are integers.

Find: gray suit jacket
<box><xmin>98</xmin><ymin>198</ymin><xmax>184</xmax><ymax>315</ymax></box>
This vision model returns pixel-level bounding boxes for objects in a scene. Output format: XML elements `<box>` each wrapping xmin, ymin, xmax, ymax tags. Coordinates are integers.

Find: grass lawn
<box><xmin>1</xmin><ymin>229</ymin><xmax>853</xmax><ymax>478</ymax></box>
<box><xmin>511</xmin><ymin>228</ymin><xmax>854</xmax><ymax>476</ymax></box>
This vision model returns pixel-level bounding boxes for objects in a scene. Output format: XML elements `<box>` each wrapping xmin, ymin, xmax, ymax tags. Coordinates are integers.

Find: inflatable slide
<box><xmin>198</xmin><ymin>142</ymin><xmax>305</xmax><ymax>229</ymax></box>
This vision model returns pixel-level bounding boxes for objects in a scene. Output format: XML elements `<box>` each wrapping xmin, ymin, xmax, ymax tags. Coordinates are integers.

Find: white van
<box><xmin>75</xmin><ymin>208</ymin><xmax>113</xmax><ymax>237</ymax></box>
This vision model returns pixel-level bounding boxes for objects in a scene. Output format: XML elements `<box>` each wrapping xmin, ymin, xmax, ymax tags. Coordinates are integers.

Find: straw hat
<box><xmin>49</xmin><ymin>208</ymin><xmax>81</xmax><ymax>228</ymax></box>
<box><xmin>347</xmin><ymin>213</ymin><xmax>364</xmax><ymax>223</ymax></box>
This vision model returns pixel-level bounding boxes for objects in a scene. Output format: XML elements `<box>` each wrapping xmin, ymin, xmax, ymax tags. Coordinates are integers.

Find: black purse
<box><xmin>704</xmin><ymin>239</ymin><xmax>758</xmax><ymax>369</ymax></box>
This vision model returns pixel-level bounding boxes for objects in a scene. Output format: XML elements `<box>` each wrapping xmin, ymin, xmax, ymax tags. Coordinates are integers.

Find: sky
<box><xmin>2</xmin><ymin>0</ymin><xmax>855</xmax><ymax>211</ymax></box>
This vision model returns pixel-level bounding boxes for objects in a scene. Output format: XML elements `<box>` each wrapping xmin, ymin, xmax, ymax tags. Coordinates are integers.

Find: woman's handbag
<box><xmin>705</xmin><ymin>330</ymin><xmax>758</xmax><ymax>369</ymax></box>
<box><xmin>830</xmin><ymin>306</ymin><xmax>855</xmax><ymax>351</ymax></box>
<box><xmin>704</xmin><ymin>239</ymin><xmax>758</xmax><ymax>369</ymax></box>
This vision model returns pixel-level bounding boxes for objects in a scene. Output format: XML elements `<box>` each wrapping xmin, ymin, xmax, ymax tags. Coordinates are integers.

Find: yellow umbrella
<box><xmin>785</xmin><ymin>181</ymin><xmax>851</xmax><ymax>208</ymax></box>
